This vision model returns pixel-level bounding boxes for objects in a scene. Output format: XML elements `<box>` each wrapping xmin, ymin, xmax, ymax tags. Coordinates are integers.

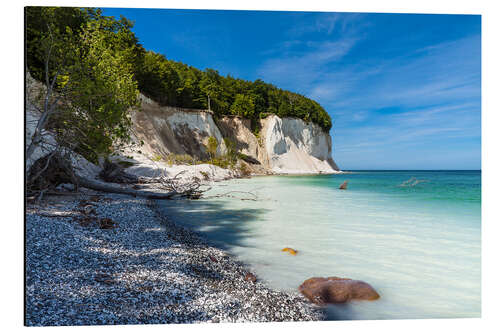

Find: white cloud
<box><xmin>257</xmin><ymin>37</ymin><xmax>358</xmax><ymax>90</ymax></box>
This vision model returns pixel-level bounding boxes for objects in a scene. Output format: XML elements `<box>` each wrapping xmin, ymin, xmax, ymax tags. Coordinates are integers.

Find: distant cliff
<box><xmin>129</xmin><ymin>95</ymin><xmax>340</xmax><ymax>175</ymax></box>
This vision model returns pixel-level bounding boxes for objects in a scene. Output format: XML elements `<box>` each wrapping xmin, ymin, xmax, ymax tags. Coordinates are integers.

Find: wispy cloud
<box><xmin>256</xmin><ymin>13</ymin><xmax>480</xmax><ymax>169</ymax></box>
<box><xmin>315</xmin><ymin>34</ymin><xmax>481</xmax><ymax>123</ymax></box>
<box><xmin>288</xmin><ymin>12</ymin><xmax>367</xmax><ymax>37</ymax></box>
<box><xmin>257</xmin><ymin>38</ymin><xmax>358</xmax><ymax>90</ymax></box>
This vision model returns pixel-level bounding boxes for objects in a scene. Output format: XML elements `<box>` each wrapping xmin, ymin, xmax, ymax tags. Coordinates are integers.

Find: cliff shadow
<box><xmin>215</xmin><ymin>118</ymin><xmax>251</xmax><ymax>152</ymax></box>
<box><xmin>156</xmin><ymin>198</ymin><xmax>269</xmax><ymax>251</ymax></box>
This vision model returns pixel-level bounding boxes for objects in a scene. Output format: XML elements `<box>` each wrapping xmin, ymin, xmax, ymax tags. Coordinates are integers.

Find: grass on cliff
<box><xmin>151</xmin><ymin>137</ymin><xmax>247</xmax><ymax>173</ymax></box>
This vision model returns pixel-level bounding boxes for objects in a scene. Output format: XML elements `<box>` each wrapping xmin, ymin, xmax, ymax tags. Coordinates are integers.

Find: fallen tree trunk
<box><xmin>75</xmin><ymin>176</ymin><xmax>177</xmax><ymax>200</ymax></box>
<box><xmin>28</xmin><ymin>152</ymin><xmax>196</xmax><ymax>200</ymax></box>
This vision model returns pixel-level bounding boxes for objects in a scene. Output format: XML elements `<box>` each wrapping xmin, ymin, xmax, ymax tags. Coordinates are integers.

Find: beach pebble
<box><xmin>26</xmin><ymin>193</ymin><xmax>323</xmax><ymax>326</ymax></box>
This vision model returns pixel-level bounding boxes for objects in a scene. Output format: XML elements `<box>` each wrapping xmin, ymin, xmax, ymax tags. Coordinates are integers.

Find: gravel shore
<box><xmin>25</xmin><ymin>192</ymin><xmax>323</xmax><ymax>326</ymax></box>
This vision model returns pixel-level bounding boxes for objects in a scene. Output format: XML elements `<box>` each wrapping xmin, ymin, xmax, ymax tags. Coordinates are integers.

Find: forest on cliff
<box><xmin>26</xmin><ymin>7</ymin><xmax>332</xmax><ymax>134</ymax></box>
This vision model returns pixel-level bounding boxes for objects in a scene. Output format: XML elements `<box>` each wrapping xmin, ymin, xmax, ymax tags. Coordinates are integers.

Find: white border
<box><xmin>3</xmin><ymin>1</ymin><xmax>499</xmax><ymax>332</ymax></box>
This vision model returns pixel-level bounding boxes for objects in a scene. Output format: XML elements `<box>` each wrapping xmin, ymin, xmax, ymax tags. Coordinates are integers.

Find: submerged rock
<box><xmin>281</xmin><ymin>247</ymin><xmax>298</xmax><ymax>255</ymax></box>
<box><xmin>298</xmin><ymin>277</ymin><xmax>380</xmax><ymax>305</ymax></box>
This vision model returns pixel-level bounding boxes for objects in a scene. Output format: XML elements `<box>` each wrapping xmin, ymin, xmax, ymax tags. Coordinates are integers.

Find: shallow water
<box><xmin>158</xmin><ymin>171</ymin><xmax>481</xmax><ymax>320</ymax></box>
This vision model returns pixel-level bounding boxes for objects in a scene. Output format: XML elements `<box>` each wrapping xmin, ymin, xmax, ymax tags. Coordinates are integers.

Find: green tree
<box><xmin>26</xmin><ymin>7</ymin><xmax>95</xmax><ymax>82</ymax></box>
<box><xmin>199</xmin><ymin>69</ymin><xmax>225</xmax><ymax>113</ymax></box>
<box><xmin>26</xmin><ymin>8</ymin><xmax>333</xmax><ymax>134</ymax></box>
<box><xmin>26</xmin><ymin>7</ymin><xmax>140</xmax><ymax>163</ymax></box>
<box><xmin>230</xmin><ymin>94</ymin><xmax>255</xmax><ymax>118</ymax></box>
<box><xmin>136</xmin><ymin>51</ymin><xmax>180</xmax><ymax>106</ymax></box>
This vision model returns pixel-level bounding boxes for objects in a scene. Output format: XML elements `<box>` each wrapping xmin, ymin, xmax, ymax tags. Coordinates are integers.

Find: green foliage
<box><xmin>26</xmin><ymin>6</ymin><xmax>333</xmax><ymax>158</ymax></box>
<box><xmin>135</xmin><ymin>51</ymin><xmax>180</xmax><ymax>106</ymax></box>
<box><xmin>230</xmin><ymin>94</ymin><xmax>255</xmax><ymax>118</ymax></box>
<box><xmin>197</xmin><ymin>137</ymin><xmax>238</xmax><ymax>169</ymax></box>
<box><xmin>206</xmin><ymin>136</ymin><xmax>218</xmax><ymax>160</ymax></box>
<box><xmin>135</xmin><ymin>52</ymin><xmax>332</xmax><ymax>131</ymax></box>
<box><xmin>163</xmin><ymin>153</ymin><xmax>198</xmax><ymax>166</ymax></box>
<box><xmin>223</xmin><ymin>138</ymin><xmax>236</xmax><ymax>156</ymax></box>
<box><xmin>26</xmin><ymin>7</ymin><xmax>141</xmax><ymax>163</ymax></box>
<box><xmin>68</xmin><ymin>17</ymin><xmax>140</xmax><ymax>161</ymax></box>
<box><xmin>223</xmin><ymin>138</ymin><xmax>238</xmax><ymax>165</ymax></box>
<box><xmin>26</xmin><ymin>7</ymin><xmax>94</xmax><ymax>82</ymax></box>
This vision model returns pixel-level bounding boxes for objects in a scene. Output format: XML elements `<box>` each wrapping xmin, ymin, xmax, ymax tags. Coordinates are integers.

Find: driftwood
<box><xmin>204</xmin><ymin>190</ymin><xmax>259</xmax><ymax>201</ymax></box>
<box><xmin>38</xmin><ymin>212</ymin><xmax>78</xmax><ymax>218</ymax></box>
<box><xmin>27</xmin><ymin>151</ymin><xmax>77</xmax><ymax>198</ymax></box>
<box><xmin>27</xmin><ymin>152</ymin><xmax>180</xmax><ymax>200</ymax></box>
<box><xmin>75</xmin><ymin>176</ymin><xmax>177</xmax><ymax>199</ymax></box>
<box><xmin>81</xmin><ymin>160</ymin><xmax>213</xmax><ymax>200</ymax></box>
<box><xmin>151</xmin><ymin>170</ymin><xmax>210</xmax><ymax>199</ymax></box>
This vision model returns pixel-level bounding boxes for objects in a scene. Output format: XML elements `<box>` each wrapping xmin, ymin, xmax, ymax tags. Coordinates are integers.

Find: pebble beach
<box><xmin>25</xmin><ymin>191</ymin><xmax>323</xmax><ymax>326</ymax></box>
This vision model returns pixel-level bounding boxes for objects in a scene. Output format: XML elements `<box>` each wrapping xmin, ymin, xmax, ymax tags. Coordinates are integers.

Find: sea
<box><xmin>157</xmin><ymin>170</ymin><xmax>481</xmax><ymax>320</ymax></box>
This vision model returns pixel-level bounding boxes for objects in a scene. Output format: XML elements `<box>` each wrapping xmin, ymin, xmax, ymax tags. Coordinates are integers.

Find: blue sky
<box><xmin>102</xmin><ymin>8</ymin><xmax>481</xmax><ymax>170</ymax></box>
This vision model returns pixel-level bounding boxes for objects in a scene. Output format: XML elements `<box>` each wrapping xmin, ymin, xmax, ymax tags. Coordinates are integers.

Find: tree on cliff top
<box><xmin>135</xmin><ymin>51</ymin><xmax>333</xmax><ymax>132</ymax></box>
<box><xmin>230</xmin><ymin>94</ymin><xmax>255</xmax><ymax>118</ymax></box>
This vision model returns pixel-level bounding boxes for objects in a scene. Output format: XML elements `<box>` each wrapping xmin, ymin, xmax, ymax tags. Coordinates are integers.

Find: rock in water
<box><xmin>339</xmin><ymin>181</ymin><xmax>348</xmax><ymax>190</ymax></box>
<box><xmin>298</xmin><ymin>277</ymin><xmax>380</xmax><ymax>304</ymax></box>
<box><xmin>281</xmin><ymin>247</ymin><xmax>298</xmax><ymax>255</ymax></box>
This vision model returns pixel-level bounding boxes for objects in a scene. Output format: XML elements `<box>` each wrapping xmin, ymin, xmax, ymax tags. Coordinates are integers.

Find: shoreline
<box><xmin>25</xmin><ymin>190</ymin><xmax>324</xmax><ymax>326</ymax></box>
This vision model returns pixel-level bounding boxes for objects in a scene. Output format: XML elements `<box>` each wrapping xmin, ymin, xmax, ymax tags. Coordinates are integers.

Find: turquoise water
<box><xmin>158</xmin><ymin>171</ymin><xmax>481</xmax><ymax>320</ymax></box>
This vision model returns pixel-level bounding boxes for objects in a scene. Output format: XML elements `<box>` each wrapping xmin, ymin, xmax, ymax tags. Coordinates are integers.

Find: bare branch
<box><xmin>204</xmin><ymin>190</ymin><xmax>259</xmax><ymax>201</ymax></box>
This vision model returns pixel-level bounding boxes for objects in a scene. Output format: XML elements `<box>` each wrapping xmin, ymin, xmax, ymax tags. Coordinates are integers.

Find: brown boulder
<box><xmin>299</xmin><ymin>277</ymin><xmax>380</xmax><ymax>305</ymax></box>
<box><xmin>244</xmin><ymin>272</ymin><xmax>257</xmax><ymax>283</ymax></box>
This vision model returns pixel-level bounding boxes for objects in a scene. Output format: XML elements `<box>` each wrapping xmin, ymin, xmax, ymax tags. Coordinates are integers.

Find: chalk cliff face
<box><xmin>131</xmin><ymin>95</ymin><xmax>227</xmax><ymax>160</ymax></box>
<box><xmin>130</xmin><ymin>95</ymin><xmax>340</xmax><ymax>174</ymax></box>
<box><xmin>260</xmin><ymin>115</ymin><xmax>339</xmax><ymax>174</ymax></box>
<box><xmin>25</xmin><ymin>75</ymin><xmax>339</xmax><ymax>182</ymax></box>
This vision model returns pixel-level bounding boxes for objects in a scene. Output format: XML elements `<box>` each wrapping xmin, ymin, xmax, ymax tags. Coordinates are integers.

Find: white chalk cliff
<box><xmin>26</xmin><ymin>75</ymin><xmax>339</xmax><ymax>185</ymax></box>
<box><xmin>130</xmin><ymin>96</ymin><xmax>340</xmax><ymax>175</ymax></box>
<box><xmin>260</xmin><ymin>115</ymin><xmax>339</xmax><ymax>174</ymax></box>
